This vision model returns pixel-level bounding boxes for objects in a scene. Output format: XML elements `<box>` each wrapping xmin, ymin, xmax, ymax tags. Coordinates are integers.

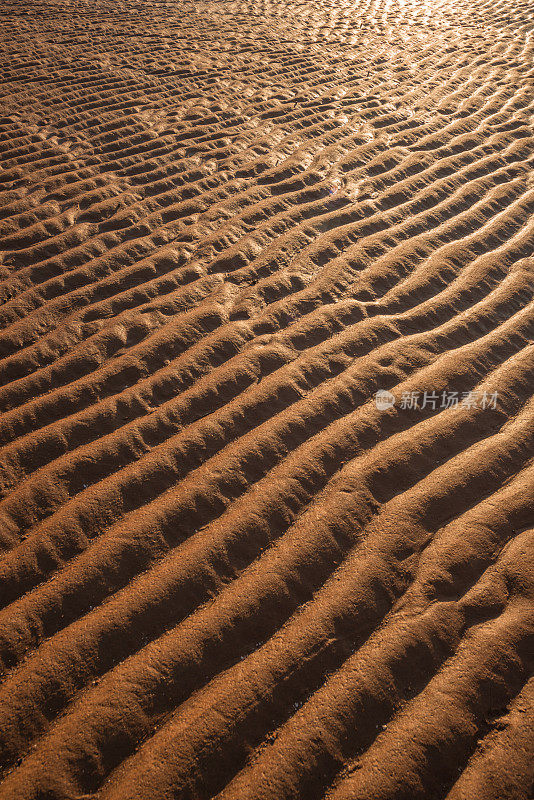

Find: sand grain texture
<box><xmin>0</xmin><ymin>0</ymin><xmax>533</xmax><ymax>797</ymax></box>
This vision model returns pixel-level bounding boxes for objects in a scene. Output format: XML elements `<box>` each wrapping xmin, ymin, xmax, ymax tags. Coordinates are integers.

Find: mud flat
<box><xmin>0</xmin><ymin>0</ymin><xmax>533</xmax><ymax>797</ymax></box>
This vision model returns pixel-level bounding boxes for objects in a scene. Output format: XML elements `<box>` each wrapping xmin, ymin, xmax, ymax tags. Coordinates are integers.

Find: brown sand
<box><xmin>0</xmin><ymin>0</ymin><xmax>533</xmax><ymax>797</ymax></box>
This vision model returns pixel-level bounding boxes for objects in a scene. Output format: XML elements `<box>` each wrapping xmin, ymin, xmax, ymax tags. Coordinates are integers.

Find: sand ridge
<box><xmin>0</xmin><ymin>0</ymin><xmax>533</xmax><ymax>797</ymax></box>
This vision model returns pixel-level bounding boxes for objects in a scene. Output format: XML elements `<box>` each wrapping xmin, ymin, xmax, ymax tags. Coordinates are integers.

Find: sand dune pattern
<box><xmin>0</xmin><ymin>0</ymin><xmax>533</xmax><ymax>797</ymax></box>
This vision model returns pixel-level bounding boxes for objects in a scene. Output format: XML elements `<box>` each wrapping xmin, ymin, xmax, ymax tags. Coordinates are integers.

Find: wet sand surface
<box><xmin>0</xmin><ymin>0</ymin><xmax>533</xmax><ymax>798</ymax></box>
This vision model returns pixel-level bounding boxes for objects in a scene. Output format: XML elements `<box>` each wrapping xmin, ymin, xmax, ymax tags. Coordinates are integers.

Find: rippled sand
<box><xmin>0</xmin><ymin>0</ymin><xmax>533</xmax><ymax>798</ymax></box>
